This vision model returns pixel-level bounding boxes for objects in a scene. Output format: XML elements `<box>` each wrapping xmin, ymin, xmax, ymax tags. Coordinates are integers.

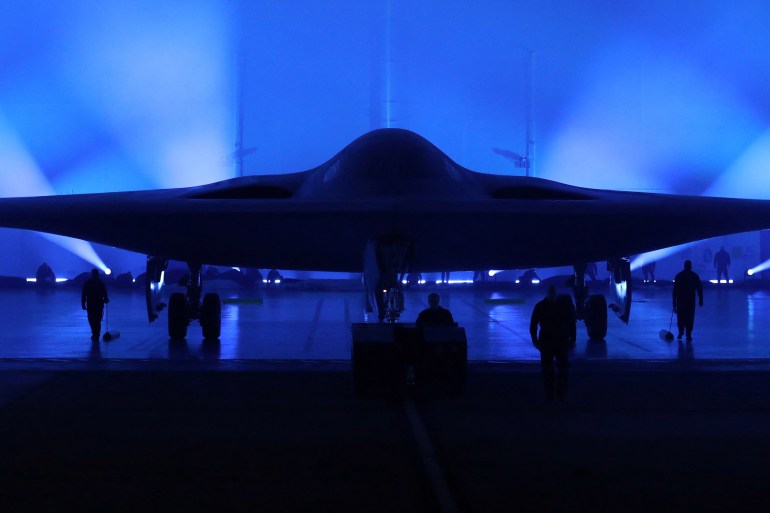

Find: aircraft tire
<box><xmin>585</xmin><ymin>293</ymin><xmax>608</xmax><ymax>340</ymax></box>
<box><xmin>201</xmin><ymin>293</ymin><xmax>221</xmax><ymax>340</ymax></box>
<box><xmin>168</xmin><ymin>292</ymin><xmax>188</xmax><ymax>339</ymax></box>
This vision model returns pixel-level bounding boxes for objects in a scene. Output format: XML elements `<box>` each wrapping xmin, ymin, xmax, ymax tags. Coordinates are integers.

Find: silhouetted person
<box><xmin>407</xmin><ymin>292</ymin><xmax>455</xmax><ymax>386</ymax></box>
<box><xmin>585</xmin><ymin>262</ymin><xmax>598</xmax><ymax>282</ymax></box>
<box><xmin>81</xmin><ymin>268</ymin><xmax>109</xmax><ymax>341</ymax></box>
<box><xmin>440</xmin><ymin>271</ymin><xmax>450</xmax><ymax>284</ymax></box>
<box><xmin>267</xmin><ymin>269</ymin><xmax>282</xmax><ymax>283</ymax></box>
<box><xmin>406</xmin><ymin>272</ymin><xmax>422</xmax><ymax>288</ymax></box>
<box><xmin>36</xmin><ymin>262</ymin><xmax>56</xmax><ymax>288</ymax></box>
<box><xmin>673</xmin><ymin>260</ymin><xmax>703</xmax><ymax>342</ymax></box>
<box><xmin>530</xmin><ymin>285</ymin><xmax>576</xmax><ymax>402</ymax></box>
<box><xmin>519</xmin><ymin>268</ymin><xmax>540</xmax><ymax>285</ymax></box>
<box><xmin>416</xmin><ymin>292</ymin><xmax>455</xmax><ymax>328</ymax></box>
<box><xmin>714</xmin><ymin>246</ymin><xmax>731</xmax><ymax>282</ymax></box>
<box><xmin>642</xmin><ymin>261</ymin><xmax>656</xmax><ymax>282</ymax></box>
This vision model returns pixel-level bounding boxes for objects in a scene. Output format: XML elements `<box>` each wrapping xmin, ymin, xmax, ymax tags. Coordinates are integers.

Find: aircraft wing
<box><xmin>0</xmin><ymin>129</ymin><xmax>770</xmax><ymax>272</ymax></box>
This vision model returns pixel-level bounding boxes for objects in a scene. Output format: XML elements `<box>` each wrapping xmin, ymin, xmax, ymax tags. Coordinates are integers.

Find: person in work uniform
<box><xmin>81</xmin><ymin>268</ymin><xmax>109</xmax><ymax>341</ymax></box>
<box><xmin>673</xmin><ymin>260</ymin><xmax>703</xmax><ymax>342</ymax></box>
<box><xmin>416</xmin><ymin>292</ymin><xmax>455</xmax><ymax>327</ymax></box>
<box><xmin>403</xmin><ymin>293</ymin><xmax>456</xmax><ymax>386</ymax></box>
<box><xmin>530</xmin><ymin>285</ymin><xmax>576</xmax><ymax>402</ymax></box>
<box><xmin>714</xmin><ymin>246</ymin><xmax>731</xmax><ymax>282</ymax></box>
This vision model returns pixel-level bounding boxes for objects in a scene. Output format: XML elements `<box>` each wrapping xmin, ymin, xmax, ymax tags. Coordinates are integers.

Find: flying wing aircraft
<box><xmin>2</xmin><ymin>128</ymin><xmax>770</xmax><ymax>338</ymax></box>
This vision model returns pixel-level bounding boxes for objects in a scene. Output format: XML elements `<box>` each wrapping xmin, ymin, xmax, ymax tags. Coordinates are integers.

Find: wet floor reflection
<box><xmin>678</xmin><ymin>340</ymin><xmax>695</xmax><ymax>360</ymax></box>
<box><xmin>0</xmin><ymin>284</ymin><xmax>768</xmax><ymax>361</ymax></box>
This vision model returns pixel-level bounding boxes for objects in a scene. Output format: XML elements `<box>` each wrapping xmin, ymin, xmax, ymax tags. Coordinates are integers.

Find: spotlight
<box><xmin>747</xmin><ymin>258</ymin><xmax>770</xmax><ymax>276</ymax></box>
<box><xmin>104</xmin><ymin>268</ymin><xmax>112</xmax><ymax>275</ymax></box>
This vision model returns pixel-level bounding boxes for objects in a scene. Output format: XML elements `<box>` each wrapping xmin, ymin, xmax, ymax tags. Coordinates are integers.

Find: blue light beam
<box><xmin>630</xmin><ymin>242</ymin><xmax>697</xmax><ymax>272</ymax></box>
<box><xmin>0</xmin><ymin>113</ymin><xmax>109</xmax><ymax>272</ymax></box>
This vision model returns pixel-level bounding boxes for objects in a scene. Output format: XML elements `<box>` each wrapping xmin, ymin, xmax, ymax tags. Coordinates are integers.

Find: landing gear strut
<box><xmin>165</xmin><ymin>262</ymin><xmax>221</xmax><ymax>340</ymax></box>
<box><xmin>572</xmin><ymin>263</ymin><xmax>608</xmax><ymax>340</ymax></box>
<box><xmin>144</xmin><ymin>256</ymin><xmax>168</xmax><ymax>323</ymax></box>
<box><xmin>607</xmin><ymin>258</ymin><xmax>632</xmax><ymax>324</ymax></box>
<box><xmin>363</xmin><ymin>237</ymin><xmax>413</xmax><ymax>323</ymax></box>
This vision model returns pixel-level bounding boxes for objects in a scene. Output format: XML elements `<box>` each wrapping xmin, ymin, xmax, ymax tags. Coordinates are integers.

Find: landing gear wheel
<box><xmin>168</xmin><ymin>292</ymin><xmax>189</xmax><ymax>339</ymax></box>
<box><xmin>585</xmin><ymin>293</ymin><xmax>608</xmax><ymax>340</ymax></box>
<box><xmin>200</xmin><ymin>293</ymin><xmax>221</xmax><ymax>340</ymax></box>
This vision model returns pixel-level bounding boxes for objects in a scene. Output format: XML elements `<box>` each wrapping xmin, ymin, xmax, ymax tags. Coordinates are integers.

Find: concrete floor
<box><xmin>2</xmin><ymin>282</ymin><xmax>770</xmax><ymax>512</ymax></box>
<box><xmin>2</xmin><ymin>281</ymin><xmax>769</xmax><ymax>361</ymax></box>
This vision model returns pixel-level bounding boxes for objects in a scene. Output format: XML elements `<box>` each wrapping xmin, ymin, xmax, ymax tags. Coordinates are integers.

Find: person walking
<box><xmin>530</xmin><ymin>285</ymin><xmax>576</xmax><ymax>402</ymax></box>
<box><xmin>82</xmin><ymin>268</ymin><xmax>109</xmax><ymax>341</ymax></box>
<box><xmin>673</xmin><ymin>260</ymin><xmax>703</xmax><ymax>342</ymax></box>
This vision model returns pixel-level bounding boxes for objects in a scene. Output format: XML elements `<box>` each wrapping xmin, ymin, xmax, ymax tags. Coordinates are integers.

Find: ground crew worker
<box><xmin>82</xmin><ymin>268</ymin><xmax>109</xmax><ymax>341</ymax></box>
<box><xmin>530</xmin><ymin>285</ymin><xmax>576</xmax><ymax>402</ymax></box>
<box><xmin>673</xmin><ymin>260</ymin><xmax>703</xmax><ymax>342</ymax></box>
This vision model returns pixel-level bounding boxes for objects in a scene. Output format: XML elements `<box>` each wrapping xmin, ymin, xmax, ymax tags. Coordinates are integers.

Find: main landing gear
<box><xmin>571</xmin><ymin>258</ymin><xmax>632</xmax><ymax>341</ymax></box>
<box><xmin>167</xmin><ymin>263</ymin><xmax>221</xmax><ymax>340</ymax></box>
<box><xmin>168</xmin><ymin>291</ymin><xmax>221</xmax><ymax>340</ymax></box>
<box><xmin>572</xmin><ymin>263</ymin><xmax>608</xmax><ymax>340</ymax></box>
<box><xmin>145</xmin><ymin>257</ymin><xmax>221</xmax><ymax>340</ymax></box>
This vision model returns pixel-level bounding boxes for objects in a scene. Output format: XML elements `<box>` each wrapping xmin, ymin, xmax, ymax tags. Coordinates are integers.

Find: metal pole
<box><xmin>524</xmin><ymin>48</ymin><xmax>535</xmax><ymax>177</ymax></box>
<box><xmin>235</xmin><ymin>36</ymin><xmax>245</xmax><ymax>178</ymax></box>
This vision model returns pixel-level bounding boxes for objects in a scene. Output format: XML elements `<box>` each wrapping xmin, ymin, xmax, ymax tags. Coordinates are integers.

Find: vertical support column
<box><xmin>760</xmin><ymin>230</ymin><xmax>770</xmax><ymax>280</ymax></box>
<box><xmin>524</xmin><ymin>47</ymin><xmax>535</xmax><ymax>177</ymax></box>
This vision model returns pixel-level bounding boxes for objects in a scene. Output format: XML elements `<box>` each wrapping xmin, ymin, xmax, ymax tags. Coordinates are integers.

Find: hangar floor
<box><xmin>1</xmin><ymin>283</ymin><xmax>770</xmax><ymax>512</ymax></box>
<box><xmin>1</xmin><ymin>282</ymin><xmax>770</xmax><ymax>361</ymax></box>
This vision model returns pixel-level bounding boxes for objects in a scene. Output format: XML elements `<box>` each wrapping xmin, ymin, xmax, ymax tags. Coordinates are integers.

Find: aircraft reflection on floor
<box><xmin>1</xmin><ymin>285</ymin><xmax>769</xmax><ymax>362</ymax></box>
